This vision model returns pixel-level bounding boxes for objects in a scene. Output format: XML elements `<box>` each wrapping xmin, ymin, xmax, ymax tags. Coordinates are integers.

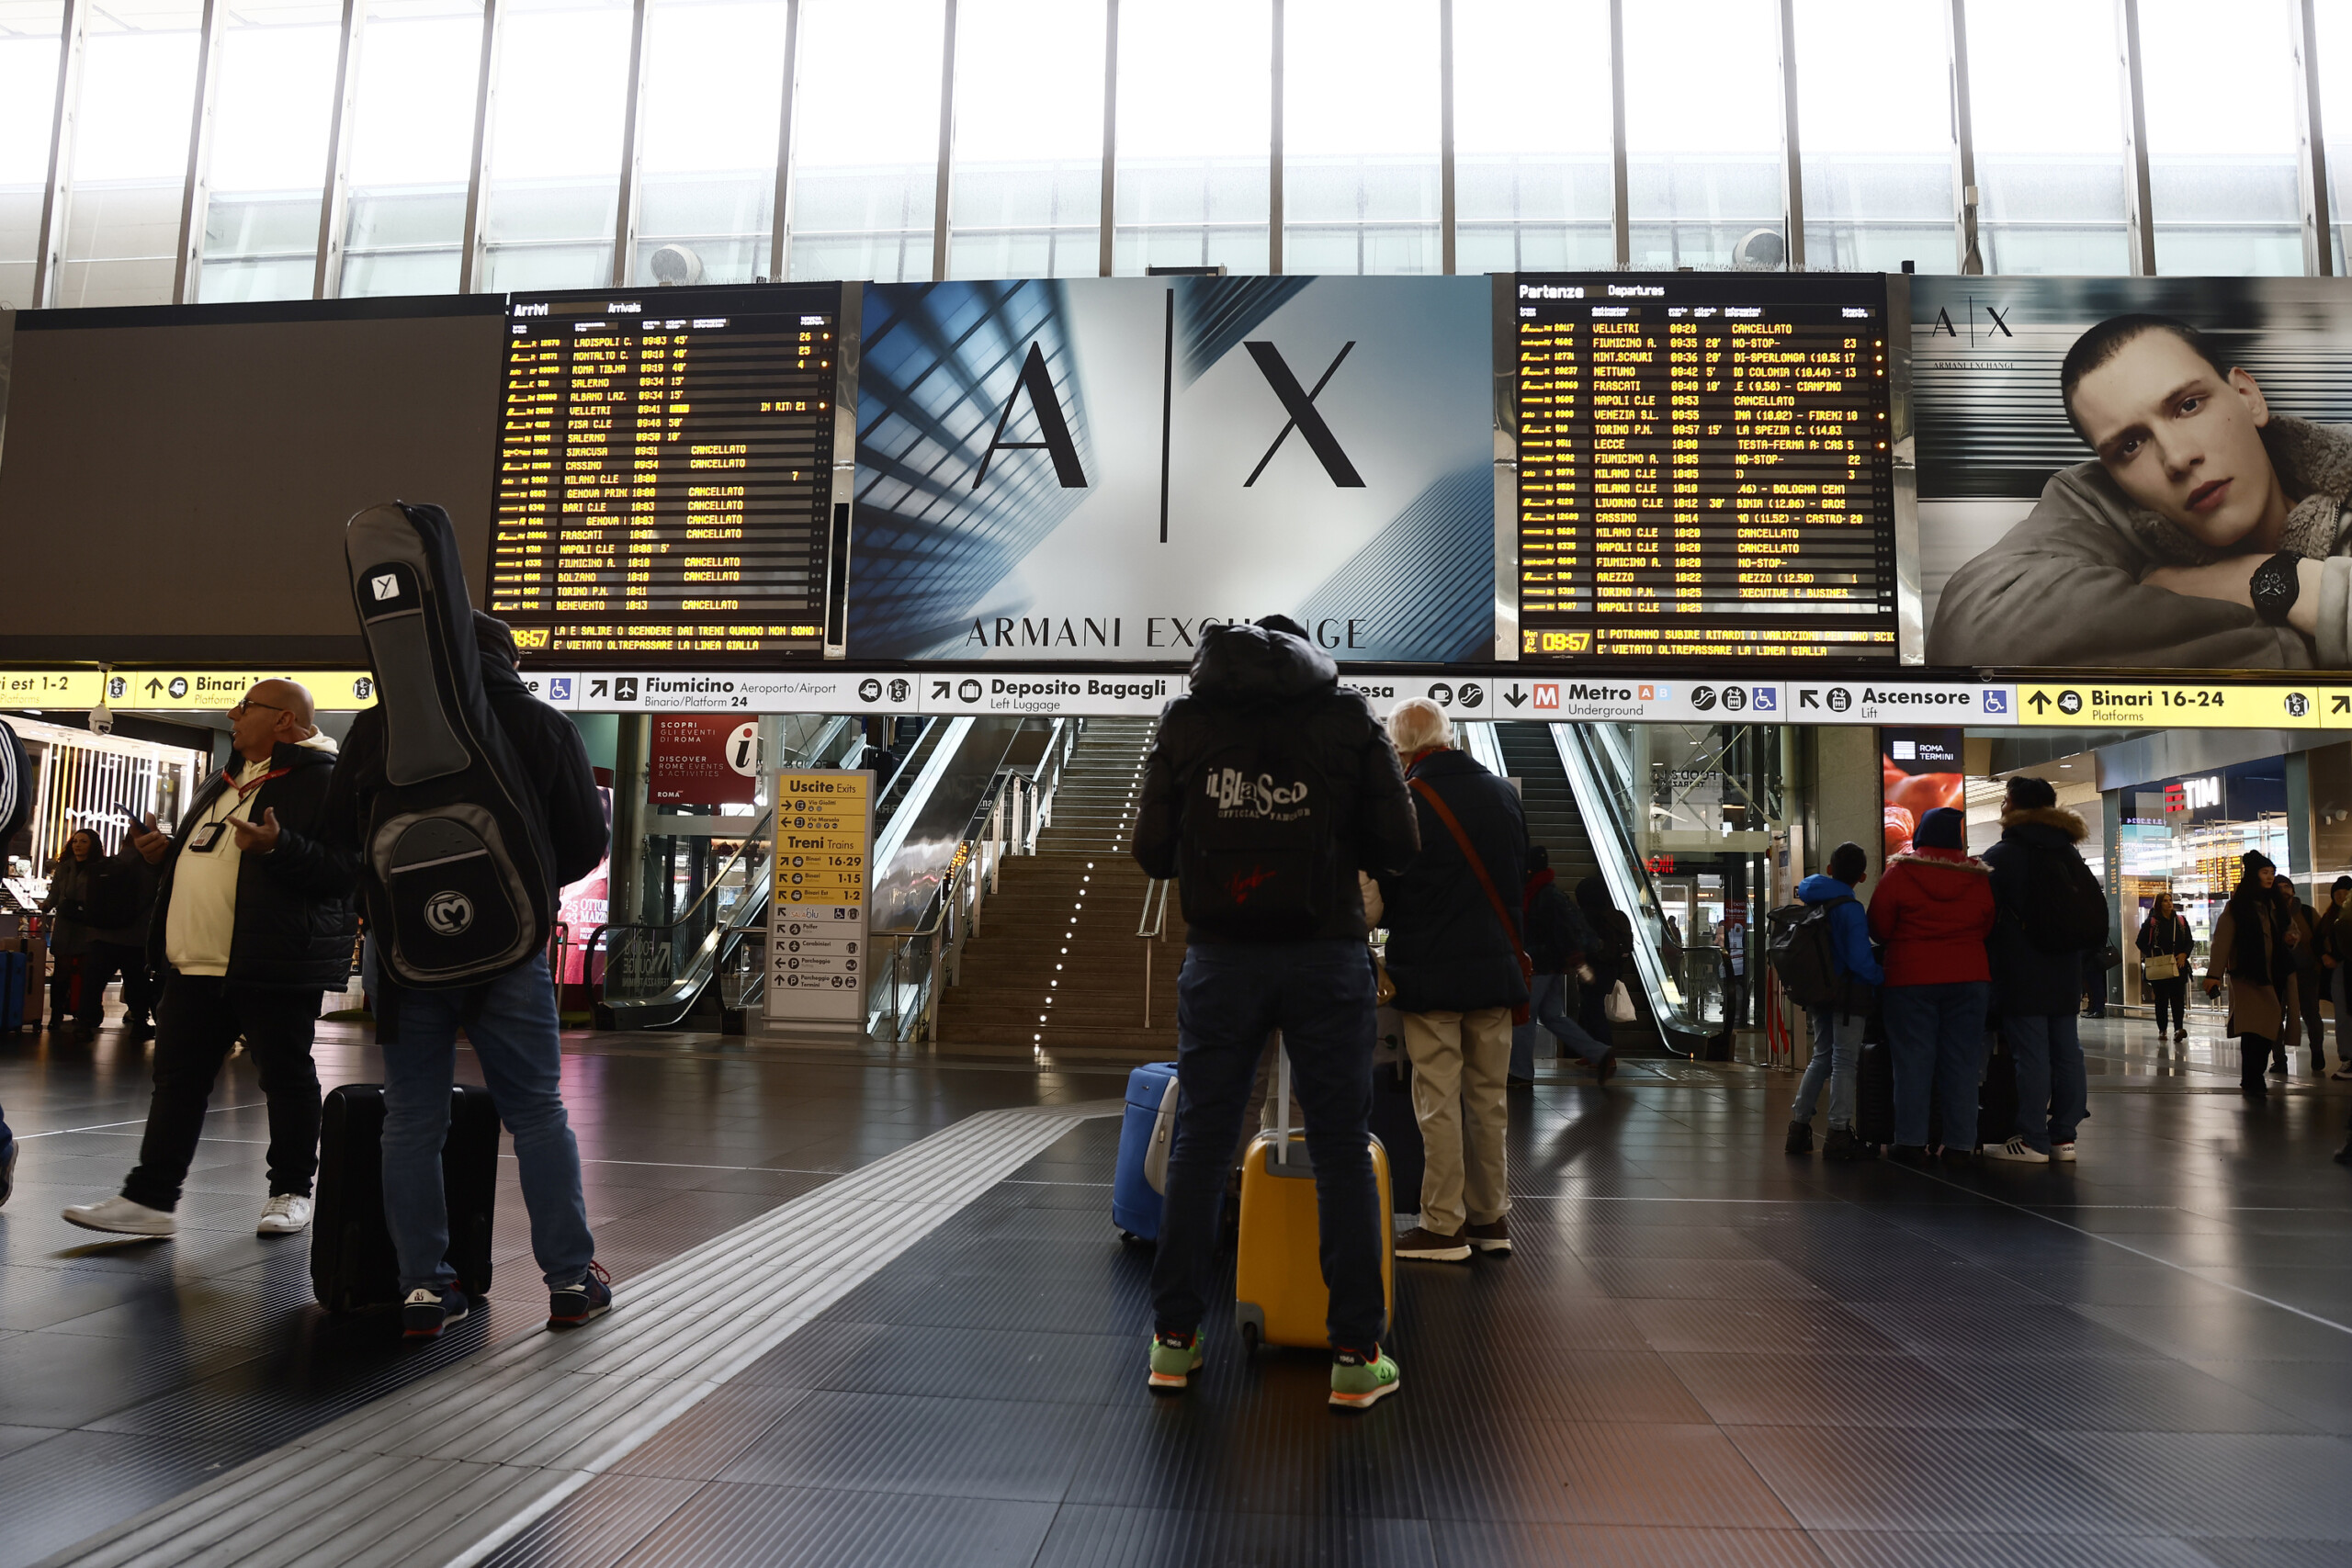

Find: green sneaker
<box><xmin>1329</xmin><ymin>1346</ymin><xmax>1401</xmax><ymax>1411</ymax></box>
<box><xmin>1148</xmin><ymin>1331</ymin><xmax>1204</xmax><ymax>1393</ymax></box>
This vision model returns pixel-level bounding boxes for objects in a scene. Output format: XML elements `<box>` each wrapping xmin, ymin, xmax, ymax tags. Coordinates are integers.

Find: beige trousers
<box><xmin>1403</xmin><ymin>1007</ymin><xmax>1513</xmax><ymax>1235</ymax></box>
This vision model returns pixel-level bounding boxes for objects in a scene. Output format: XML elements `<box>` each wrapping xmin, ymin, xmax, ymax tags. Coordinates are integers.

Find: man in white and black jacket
<box><xmin>272</xmin><ymin>613</ymin><xmax>612</xmax><ymax>1338</ymax></box>
<box><xmin>63</xmin><ymin>681</ymin><xmax>356</xmax><ymax>1238</ymax></box>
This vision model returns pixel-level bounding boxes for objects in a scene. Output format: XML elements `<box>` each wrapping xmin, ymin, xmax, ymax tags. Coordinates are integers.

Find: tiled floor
<box><xmin>6</xmin><ymin>1012</ymin><xmax>2352</xmax><ymax>1566</ymax></box>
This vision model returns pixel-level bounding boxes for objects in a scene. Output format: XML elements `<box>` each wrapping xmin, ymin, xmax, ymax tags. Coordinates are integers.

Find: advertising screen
<box><xmin>1916</xmin><ymin>276</ymin><xmax>2352</xmax><ymax>672</ymax></box>
<box><xmin>485</xmin><ymin>282</ymin><xmax>852</xmax><ymax>662</ymax></box>
<box><xmin>847</xmin><ymin>276</ymin><xmax>1493</xmax><ymax>663</ymax></box>
<box><xmin>1510</xmin><ymin>272</ymin><xmax>1900</xmax><ymax>664</ymax></box>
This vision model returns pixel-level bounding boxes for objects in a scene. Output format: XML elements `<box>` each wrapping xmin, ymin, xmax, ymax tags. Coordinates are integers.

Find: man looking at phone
<box><xmin>62</xmin><ymin>680</ymin><xmax>356</xmax><ymax>1238</ymax></box>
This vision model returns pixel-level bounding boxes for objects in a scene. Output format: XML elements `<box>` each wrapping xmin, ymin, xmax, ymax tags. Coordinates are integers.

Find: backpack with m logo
<box><xmin>345</xmin><ymin>502</ymin><xmax>555</xmax><ymax>988</ymax></box>
<box><xmin>1177</xmin><ymin>713</ymin><xmax>1337</xmax><ymax>939</ymax></box>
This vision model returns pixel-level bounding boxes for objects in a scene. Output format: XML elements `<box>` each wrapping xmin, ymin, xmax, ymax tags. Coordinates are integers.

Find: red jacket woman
<box><xmin>1868</xmin><ymin>841</ymin><xmax>1996</xmax><ymax>986</ymax></box>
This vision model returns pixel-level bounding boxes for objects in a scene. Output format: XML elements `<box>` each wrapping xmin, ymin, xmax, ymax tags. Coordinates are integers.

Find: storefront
<box><xmin>1</xmin><ymin>716</ymin><xmax>212</xmax><ymax>911</ymax></box>
<box><xmin>2112</xmin><ymin>758</ymin><xmax>2296</xmax><ymax>1009</ymax></box>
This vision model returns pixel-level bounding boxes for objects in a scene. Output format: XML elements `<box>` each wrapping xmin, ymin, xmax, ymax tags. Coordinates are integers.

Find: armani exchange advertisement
<box><xmin>1914</xmin><ymin>276</ymin><xmax>2352</xmax><ymax>673</ymax></box>
<box><xmin>847</xmin><ymin>275</ymin><xmax>1493</xmax><ymax>663</ymax></box>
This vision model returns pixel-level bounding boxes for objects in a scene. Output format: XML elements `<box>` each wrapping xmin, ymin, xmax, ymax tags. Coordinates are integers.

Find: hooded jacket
<box><xmin>1982</xmin><ymin>804</ymin><xmax>2094</xmax><ymax>1016</ymax></box>
<box><xmin>1378</xmin><ymin>747</ymin><xmax>1532</xmax><ymax>1014</ymax></box>
<box><xmin>147</xmin><ymin>733</ymin><xmax>356</xmax><ymax>990</ymax></box>
<box><xmin>1867</xmin><ymin>846</ymin><xmax>1994</xmax><ymax>987</ymax></box>
<box><xmin>1796</xmin><ymin>873</ymin><xmax>1883</xmax><ymax>998</ymax></box>
<box><xmin>2206</xmin><ymin>886</ymin><xmax>2286</xmax><ymax>1041</ymax></box>
<box><xmin>1132</xmin><ymin>623</ymin><xmax>1418</xmax><ymax>944</ymax></box>
<box><xmin>1927</xmin><ymin>415</ymin><xmax>2352</xmax><ymax>670</ymax></box>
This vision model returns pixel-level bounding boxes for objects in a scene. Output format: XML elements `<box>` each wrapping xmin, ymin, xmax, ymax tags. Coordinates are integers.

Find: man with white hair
<box><xmin>1378</xmin><ymin>697</ymin><xmax>1531</xmax><ymax>1263</ymax></box>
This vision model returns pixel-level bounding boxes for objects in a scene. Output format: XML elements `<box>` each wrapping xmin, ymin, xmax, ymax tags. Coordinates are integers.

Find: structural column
<box><xmin>171</xmin><ymin>0</ymin><xmax>230</xmax><ymax>305</ymax></box>
<box><xmin>313</xmin><ymin>0</ymin><xmax>368</xmax><ymax>299</ymax></box>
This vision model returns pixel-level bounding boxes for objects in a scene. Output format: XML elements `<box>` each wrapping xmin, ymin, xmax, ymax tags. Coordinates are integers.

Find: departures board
<box><xmin>486</xmin><ymin>282</ymin><xmax>854</xmax><ymax>660</ymax></box>
<box><xmin>1510</xmin><ymin>273</ymin><xmax>1898</xmax><ymax>663</ymax></box>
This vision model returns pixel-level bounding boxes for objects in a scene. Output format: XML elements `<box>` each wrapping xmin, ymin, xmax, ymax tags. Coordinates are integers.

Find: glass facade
<box><xmin>18</xmin><ymin>0</ymin><xmax>2352</xmax><ymax>303</ymax></box>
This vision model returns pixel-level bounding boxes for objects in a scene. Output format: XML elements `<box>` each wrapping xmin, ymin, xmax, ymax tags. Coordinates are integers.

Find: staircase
<box><xmin>1495</xmin><ymin>722</ymin><xmax>1598</xmax><ymax>893</ymax></box>
<box><xmin>933</xmin><ymin>717</ymin><xmax>1184</xmax><ymax>1065</ymax></box>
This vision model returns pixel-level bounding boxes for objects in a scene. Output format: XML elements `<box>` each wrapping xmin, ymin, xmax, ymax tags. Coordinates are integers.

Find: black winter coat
<box><xmin>1524</xmin><ymin>871</ymin><xmax>1589</xmax><ymax>975</ymax></box>
<box><xmin>1378</xmin><ymin>748</ymin><xmax>1531</xmax><ymax>1014</ymax></box>
<box><xmin>147</xmin><ymin>739</ymin><xmax>357</xmax><ymax>990</ymax></box>
<box><xmin>1133</xmin><ymin>624</ymin><xmax>1419</xmax><ymax>943</ymax></box>
<box><xmin>1982</xmin><ymin>805</ymin><xmax>2094</xmax><ymax>1017</ymax></box>
<box><xmin>276</xmin><ymin>657</ymin><xmax>610</xmax><ymax>914</ymax></box>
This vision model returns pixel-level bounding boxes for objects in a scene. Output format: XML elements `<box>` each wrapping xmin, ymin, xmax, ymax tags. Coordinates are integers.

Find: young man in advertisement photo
<box><xmin>1927</xmin><ymin>315</ymin><xmax>2352</xmax><ymax>670</ymax></box>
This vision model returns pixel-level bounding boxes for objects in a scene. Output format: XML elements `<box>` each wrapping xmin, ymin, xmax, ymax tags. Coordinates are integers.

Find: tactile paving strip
<box><xmin>33</xmin><ymin>1100</ymin><xmax>1121</xmax><ymax>1568</ymax></box>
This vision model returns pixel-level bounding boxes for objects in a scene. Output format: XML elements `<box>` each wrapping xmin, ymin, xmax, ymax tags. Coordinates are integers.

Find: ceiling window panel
<box><xmin>786</xmin><ymin>0</ymin><xmax>943</xmax><ymax>283</ymax></box>
<box><xmin>57</xmin><ymin>0</ymin><xmax>203</xmax><ymax>308</ymax></box>
<box><xmin>632</xmin><ymin>0</ymin><xmax>789</xmax><ymax>287</ymax></box>
<box><xmin>1452</xmin><ymin>0</ymin><xmax>1613</xmax><ymax>275</ymax></box>
<box><xmin>1794</xmin><ymin>0</ymin><xmax>1952</xmax><ymax>274</ymax></box>
<box><xmin>1112</xmin><ymin>0</ymin><xmax>1269</xmax><ymax>276</ymax></box>
<box><xmin>1623</xmin><ymin>0</ymin><xmax>1784</xmax><ymax>270</ymax></box>
<box><xmin>198</xmin><ymin>0</ymin><xmax>343</xmax><ymax>303</ymax></box>
<box><xmin>1965</xmin><ymin>0</ymin><xmax>2129</xmax><ymax>275</ymax></box>
<box><xmin>340</xmin><ymin>0</ymin><xmax>483</xmax><ymax>298</ymax></box>
<box><xmin>1282</xmin><ymin>0</ymin><xmax>1440</xmax><ymax>275</ymax></box>
<box><xmin>476</xmin><ymin>0</ymin><xmax>632</xmax><ymax>294</ymax></box>
<box><xmin>0</xmin><ymin>1</ymin><xmax>65</xmax><ymax>308</ymax></box>
<box><xmin>947</xmin><ymin>0</ymin><xmax>1102</xmax><ymax>280</ymax></box>
<box><xmin>2140</xmin><ymin>0</ymin><xmax>2301</xmax><ymax>276</ymax></box>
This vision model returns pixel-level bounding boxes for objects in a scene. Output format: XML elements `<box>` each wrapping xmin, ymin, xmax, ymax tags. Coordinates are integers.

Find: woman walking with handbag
<box><xmin>2137</xmin><ymin>892</ymin><xmax>2194</xmax><ymax>1043</ymax></box>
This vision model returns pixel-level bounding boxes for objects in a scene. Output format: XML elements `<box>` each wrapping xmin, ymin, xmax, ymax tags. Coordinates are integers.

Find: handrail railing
<box><xmin>589</xmin><ymin>806</ymin><xmax>775</xmax><ymax>1026</ymax></box>
<box><xmin>1136</xmin><ymin>877</ymin><xmax>1171</xmax><ymax>1029</ymax></box>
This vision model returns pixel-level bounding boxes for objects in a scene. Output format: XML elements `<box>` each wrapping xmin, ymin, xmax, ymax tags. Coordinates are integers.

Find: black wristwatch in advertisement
<box><xmin>2251</xmin><ymin>550</ymin><xmax>2302</xmax><ymax>626</ymax></box>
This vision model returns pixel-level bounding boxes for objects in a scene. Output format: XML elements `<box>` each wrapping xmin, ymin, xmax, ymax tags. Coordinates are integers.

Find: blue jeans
<box><xmin>2003</xmin><ymin>1011</ymin><xmax>2086</xmax><ymax>1154</ymax></box>
<box><xmin>1150</xmin><ymin>940</ymin><xmax>1386</xmax><ymax>1351</ymax></box>
<box><xmin>1514</xmin><ymin>972</ymin><xmax>1611</xmax><ymax>1077</ymax></box>
<box><xmin>380</xmin><ymin>954</ymin><xmax>593</xmax><ymax>1292</ymax></box>
<box><xmin>1792</xmin><ymin>1006</ymin><xmax>1864</xmax><ymax>1129</ymax></box>
<box><xmin>1883</xmin><ymin>981</ymin><xmax>1991</xmax><ymax>1148</ymax></box>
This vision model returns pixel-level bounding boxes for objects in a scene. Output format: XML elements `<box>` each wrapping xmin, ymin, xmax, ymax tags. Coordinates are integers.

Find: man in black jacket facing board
<box><xmin>64</xmin><ymin>681</ymin><xmax>356</xmax><ymax>1238</ymax></box>
<box><xmin>1131</xmin><ymin>616</ymin><xmax>1419</xmax><ymax>1411</ymax></box>
<box><xmin>272</xmin><ymin>613</ymin><xmax>612</xmax><ymax>1338</ymax></box>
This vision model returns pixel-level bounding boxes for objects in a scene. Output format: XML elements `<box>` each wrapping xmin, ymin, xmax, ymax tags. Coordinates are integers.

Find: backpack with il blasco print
<box><xmin>345</xmin><ymin>502</ymin><xmax>555</xmax><ymax>987</ymax></box>
<box><xmin>1177</xmin><ymin>711</ymin><xmax>1338</xmax><ymax>939</ymax></box>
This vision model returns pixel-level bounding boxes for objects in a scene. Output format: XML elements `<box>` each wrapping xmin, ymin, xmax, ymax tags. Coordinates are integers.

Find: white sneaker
<box><xmin>1982</xmin><ymin>1137</ymin><xmax>2051</xmax><ymax>1165</ymax></box>
<box><xmin>62</xmin><ymin>1195</ymin><xmax>176</xmax><ymax>1235</ymax></box>
<box><xmin>257</xmin><ymin>1194</ymin><xmax>313</xmax><ymax>1235</ymax></box>
<box><xmin>2052</xmin><ymin>1143</ymin><xmax>2077</xmax><ymax>1162</ymax></box>
<box><xmin>2332</xmin><ymin>1066</ymin><xmax>2352</xmax><ymax>1082</ymax></box>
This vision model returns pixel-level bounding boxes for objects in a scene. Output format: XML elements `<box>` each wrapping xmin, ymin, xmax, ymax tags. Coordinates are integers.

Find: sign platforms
<box><xmin>764</xmin><ymin>769</ymin><xmax>872</xmax><ymax>1032</ymax></box>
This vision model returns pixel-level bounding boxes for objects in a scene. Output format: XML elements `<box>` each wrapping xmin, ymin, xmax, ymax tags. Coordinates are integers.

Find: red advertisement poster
<box><xmin>650</xmin><ymin>715</ymin><xmax>759</xmax><ymax>807</ymax></box>
<box><xmin>555</xmin><ymin>784</ymin><xmax>612</xmax><ymax>985</ymax></box>
<box><xmin>1883</xmin><ymin>728</ymin><xmax>1965</xmax><ymax>859</ymax></box>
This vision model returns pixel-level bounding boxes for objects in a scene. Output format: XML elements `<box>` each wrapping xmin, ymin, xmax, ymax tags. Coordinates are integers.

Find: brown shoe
<box><xmin>1464</xmin><ymin>1219</ymin><xmax>1511</xmax><ymax>1256</ymax></box>
<box><xmin>1594</xmin><ymin>1051</ymin><xmax>1619</xmax><ymax>1085</ymax></box>
<box><xmin>1396</xmin><ymin>1225</ymin><xmax>1471</xmax><ymax>1262</ymax></box>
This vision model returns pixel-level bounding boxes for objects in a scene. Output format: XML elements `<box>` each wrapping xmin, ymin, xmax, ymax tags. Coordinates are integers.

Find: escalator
<box><xmin>1465</xmin><ymin>721</ymin><xmax>1712</xmax><ymax>1057</ymax></box>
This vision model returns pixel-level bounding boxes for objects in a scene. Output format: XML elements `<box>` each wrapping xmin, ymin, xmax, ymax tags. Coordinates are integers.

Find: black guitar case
<box><xmin>345</xmin><ymin>502</ymin><xmax>556</xmax><ymax>988</ymax></box>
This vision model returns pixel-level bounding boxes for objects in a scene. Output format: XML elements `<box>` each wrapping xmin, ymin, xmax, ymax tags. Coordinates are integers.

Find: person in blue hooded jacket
<box><xmin>1785</xmin><ymin>841</ymin><xmax>1885</xmax><ymax>1162</ymax></box>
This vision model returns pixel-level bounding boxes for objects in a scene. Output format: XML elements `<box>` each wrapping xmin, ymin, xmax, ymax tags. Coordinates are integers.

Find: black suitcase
<box><xmin>1367</xmin><ymin>1059</ymin><xmax>1425</xmax><ymax>1213</ymax></box>
<box><xmin>1855</xmin><ymin>1031</ymin><xmax>1895</xmax><ymax>1147</ymax></box>
<box><xmin>312</xmin><ymin>1082</ymin><xmax>499</xmax><ymax>1313</ymax></box>
<box><xmin>1978</xmin><ymin>1036</ymin><xmax>2020</xmax><ymax>1147</ymax></box>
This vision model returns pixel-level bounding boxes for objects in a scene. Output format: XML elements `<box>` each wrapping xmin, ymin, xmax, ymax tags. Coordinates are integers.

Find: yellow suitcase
<box><xmin>1233</xmin><ymin>1046</ymin><xmax>1396</xmax><ymax>1353</ymax></box>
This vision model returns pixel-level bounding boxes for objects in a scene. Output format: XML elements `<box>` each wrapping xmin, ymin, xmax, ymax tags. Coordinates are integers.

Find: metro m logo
<box><xmin>1242</xmin><ymin>341</ymin><xmax>1364</xmax><ymax>488</ymax></box>
<box><xmin>1532</xmin><ymin>683</ymin><xmax>1559</xmax><ymax>709</ymax></box>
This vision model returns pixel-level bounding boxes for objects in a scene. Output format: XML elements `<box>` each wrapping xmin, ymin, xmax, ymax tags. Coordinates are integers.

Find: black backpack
<box><xmin>345</xmin><ymin>502</ymin><xmax>557</xmax><ymax>988</ymax></box>
<box><xmin>2012</xmin><ymin>840</ymin><xmax>2108</xmax><ymax>955</ymax></box>
<box><xmin>1176</xmin><ymin>709</ymin><xmax>1338</xmax><ymax>939</ymax></box>
<box><xmin>1767</xmin><ymin>896</ymin><xmax>1850</xmax><ymax>1010</ymax></box>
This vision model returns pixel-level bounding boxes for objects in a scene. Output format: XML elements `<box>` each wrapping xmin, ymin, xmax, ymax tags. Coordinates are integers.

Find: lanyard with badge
<box><xmin>187</xmin><ymin>762</ymin><xmax>288</xmax><ymax>854</ymax></box>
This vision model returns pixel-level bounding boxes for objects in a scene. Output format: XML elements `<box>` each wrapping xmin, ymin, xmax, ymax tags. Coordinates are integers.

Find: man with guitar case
<box><xmin>272</xmin><ymin>502</ymin><xmax>610</xmax><ymax>1339</ymax></box>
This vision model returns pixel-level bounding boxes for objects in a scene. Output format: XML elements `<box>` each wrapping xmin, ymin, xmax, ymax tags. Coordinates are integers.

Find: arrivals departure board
<box><xmin>1511</xmin><ymin>273</ymin><xmax>1898</xmax><ymax>663</ymax></box>
<box><xmin>486</xmin><ymin>282</ymin><xmax>851</xmax><ymax>660</ymax></box>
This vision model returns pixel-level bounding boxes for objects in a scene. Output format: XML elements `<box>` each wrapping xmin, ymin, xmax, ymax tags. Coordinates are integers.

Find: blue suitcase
<box><xmin>0</xmin><ymin>950</ymin><xmax>24</xmax><ymax>1032</ymax></box>
<box><xmin>1113</xmin><ymin>1061</ymin><xmax>1181</xmax><ymax>1242</ymax></box>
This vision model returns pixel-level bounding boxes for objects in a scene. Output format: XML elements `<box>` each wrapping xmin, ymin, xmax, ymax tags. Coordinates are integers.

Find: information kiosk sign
<box><xmin>764</xmin><ymin>769</ymin><xmax>872</xmax><ymax>1032</ymax></box>
<box><xmin>487</xmin><ymin>282</ymin><xmax>853</xmax><ymax>662</ymax></box>
<box><xmin>1510</xmin><ymin>273</ymin><xmax>1900</xmax><ymax>663</ymax></box>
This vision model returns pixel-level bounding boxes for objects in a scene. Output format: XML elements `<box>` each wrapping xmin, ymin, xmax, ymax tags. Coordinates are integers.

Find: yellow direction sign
<box><xmin>113</xmin><ymin>671</ymin><xmax>379</xmax><ymax>711</ymax></box>
<box><xmin>2015</xmin><ymin>683</ymin><xmax>2318</xmax><ymax>728</ymax></box>
<box><xmin>0</xmin><ymin>670</ymin><xmax>106</xmax><ymax>707</ymax></box>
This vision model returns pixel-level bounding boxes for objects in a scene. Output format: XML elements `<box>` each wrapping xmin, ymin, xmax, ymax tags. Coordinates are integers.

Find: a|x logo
<box><xmin>1242</xmin><ymin>341</ymin><xmax>1365</xmax><ymax>488</ymax></box>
